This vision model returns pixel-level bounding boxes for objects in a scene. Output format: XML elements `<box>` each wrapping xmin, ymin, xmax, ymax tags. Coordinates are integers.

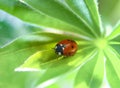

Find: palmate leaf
<box><xmin>0</xmin><ymin>0</ymin><xmax>120</xmax><ymax>88</ymax></box>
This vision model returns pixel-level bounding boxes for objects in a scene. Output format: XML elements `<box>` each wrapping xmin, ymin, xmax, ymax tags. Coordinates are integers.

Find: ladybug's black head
<box><xmin>55</xmin><ymin>44</ymin><xmax>65</xmax><ymax>55</ymax></box>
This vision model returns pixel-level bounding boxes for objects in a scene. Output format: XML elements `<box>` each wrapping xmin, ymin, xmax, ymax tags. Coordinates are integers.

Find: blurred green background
<box><xmin>99</xmin><ymin>0</ymin><xmax>120</xmax><ymax>26</ymax></box>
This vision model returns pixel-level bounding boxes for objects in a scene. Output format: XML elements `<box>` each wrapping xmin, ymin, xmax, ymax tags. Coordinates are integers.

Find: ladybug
<box><xmin>55</xmin><ymin>39</ymin><xmax>78</xmax><ymax>56</ymax></box>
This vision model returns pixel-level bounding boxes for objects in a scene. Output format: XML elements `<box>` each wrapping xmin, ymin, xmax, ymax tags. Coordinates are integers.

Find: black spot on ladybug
<box><xmin>67</xmin><ymin>39</ymin><xmax>73</xmax><ymax>42</ymax></box>
<box><xmin>71</xmin><ymin>45</ymin><xmax>74</xmax><ymax>48</ymax></box>
<box><xmin>67</xmin><ymin>39</ymin><xmax>71</xmax><ymax>41</ymax></box>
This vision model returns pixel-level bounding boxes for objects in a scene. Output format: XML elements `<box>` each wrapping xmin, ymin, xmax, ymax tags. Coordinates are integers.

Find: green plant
<box><xmin>0</xmin><ymin>0</ymin><xmax>120</xmax><ymax>88</ymax></box>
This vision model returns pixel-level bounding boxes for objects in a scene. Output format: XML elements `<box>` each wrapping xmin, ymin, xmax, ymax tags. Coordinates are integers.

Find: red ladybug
<box><xmin>55</xmin><ymin>39</ymin><xmax>78</xmax><ymax>56</ymax></box>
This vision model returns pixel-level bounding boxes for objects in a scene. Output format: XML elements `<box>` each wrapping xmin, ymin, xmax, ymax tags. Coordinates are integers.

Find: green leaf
<box><xmin>0</xmin><ymin>9</ymin><xmax>90</xmax><ymax>48</ymax></box>
<box><xmin>75</xmin><ymin>51</ymin><xmax>104</xmax><ymax>88</ymax></box>
<box><xmin>34</xmin><ymin>46</ymin><xmax>96</xmax><ymax>87</ymax></box>
<box><xmin>0</xmin><ymin>1</ymin><xmax>89</xmax><ymax>37</ymax></box>
<box><xmin>0</xmin><ymin>0</ymin><xmax>16</xmax><ymax>12</ymax></box>
<box><xmin>15</xmin><ymin>50</ymin><xmax>60</xmax><ymax>70</ymax></box>
<box><xmin>107</xmin><ymin>22</ymin><xmax>120</xmax><ymax>40</ymax></box>
<box><xmin>84</xmin><ymin>0</ymin><xmax>102</xmax><ymax>32</ymax></box>
<box><xmin>21</xmin><ymin>0</ymin><xmax>98</xmax><ymax>37</ymax></box>
<box><xmin>104</xmin><ymin>46</ymin><xmax>120</xmax><ymax>88</ymax></box>
<box><xmin>15</xmin><ymin>42</ymin><xmax>93</xmax><ymax>70</ymax></box>
<box><xmin>109</xmin><ymin>44</ymin><xmax>120</xmax><ymax>58</ymax></box>
<box><xmin>65</xmin><ymin>0</ymin><xmax>102</xmax><ymax>37</ymax></box>
<box><xmin>0</xmin><ymin>31</ymin><xmax>90</xmax><ymax>71</ymax></box>
<box><xmin>108</xmin><ymin>23</ymin><xmax>120</xmax><ymax>56</ymax></box>
<box><xmin>45</xmin><ymin>71</ymin><xmax>77</xmax><ymax>88</ymax></box>
<box><xmin>0</xmin><ymin>31</ymin><xmax>89</xmax><ymax>87</ymax></box>
<box><xmin>1</xmin><ymin>0</ymin><xmax>120</xmax><ymax>88</ymax></box>
<box><xmin>0</xmin><ymin>10</ymin><xmax>45</xmax><ymax>48</ymax></box>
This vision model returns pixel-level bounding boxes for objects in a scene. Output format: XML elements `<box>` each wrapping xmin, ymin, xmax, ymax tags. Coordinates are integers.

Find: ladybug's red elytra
<box><xmin>55</xmin><ymin>39</ymin><xmax>78</xmax><ymax>56</ymax></box>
